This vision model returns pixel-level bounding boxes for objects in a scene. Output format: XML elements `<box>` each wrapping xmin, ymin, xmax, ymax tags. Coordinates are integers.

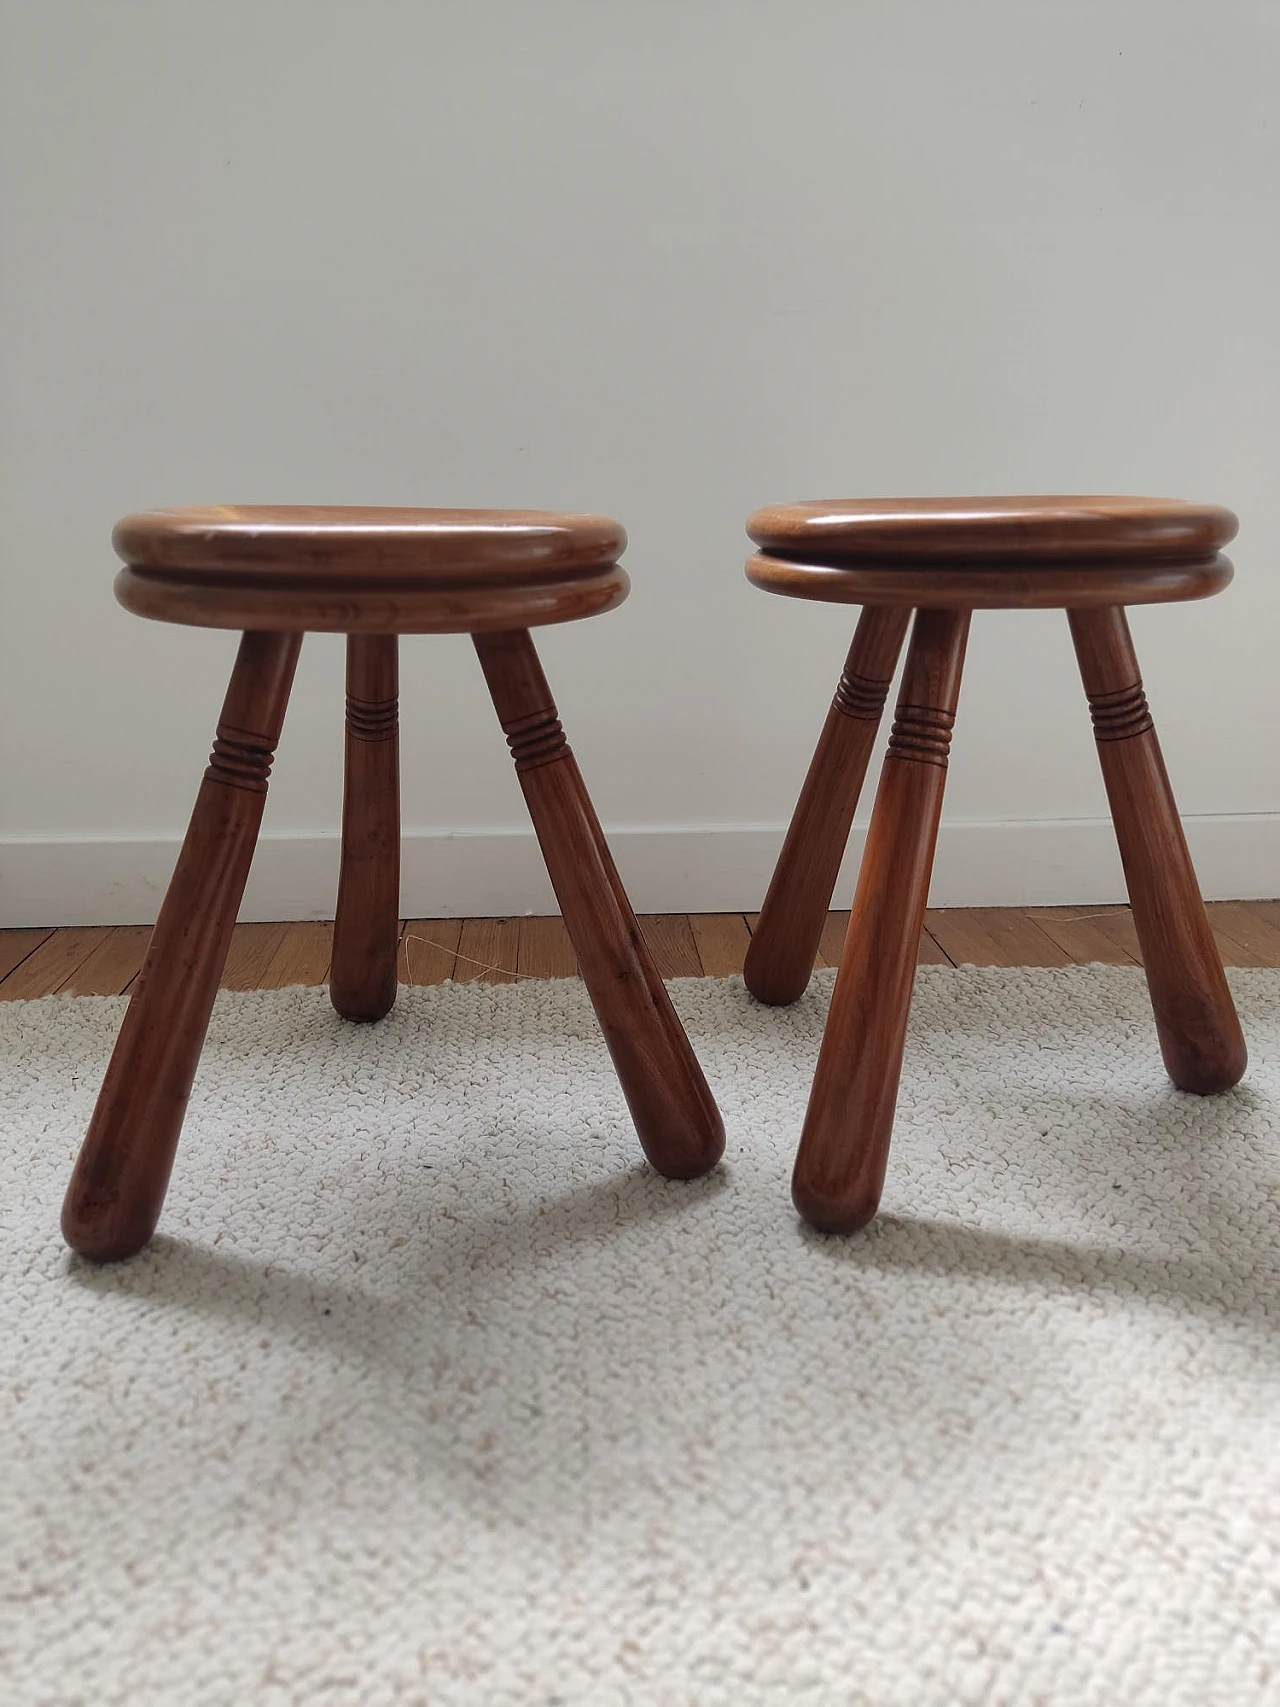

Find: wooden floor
<box><xmin>3</xmin><ymin>903</ymin><xmax>1280</xmax><ymax>999</ymax></box>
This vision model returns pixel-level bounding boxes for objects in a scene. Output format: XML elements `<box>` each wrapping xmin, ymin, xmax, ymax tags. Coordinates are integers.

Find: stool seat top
<box><xmin>747</xmin><ymin>496</ymin><xmax>1237</xmax><ymax>564</ymax></box>
<box><xmin>113</xmin><ymin>505</ymin><xmax>626</xmax><ymax>581</ymax></box>
<box><xmin>110</xmin><ymin>505</ymin><xmax>631</xmax><ymax>635</ymax></box>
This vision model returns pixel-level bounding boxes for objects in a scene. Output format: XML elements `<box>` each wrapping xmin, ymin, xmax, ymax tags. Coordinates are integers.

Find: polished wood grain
<box><xmin>1070</xmin><ymin>607</ymin><xmax>1245</xmax><ymax>1093</ymax></box>
<box><xmin>746</xmin><ymin>497</ymin><xmax>1236</xmax><ymax>609</ymax></box>
<box><xmin>474</xmin><ymin>628</ymin><xmax>723</xmax><ymax>1179</ymax></box>
<box><xmin>792</xmin><ymin>609</ymin><xmax>971</xmax><ymax>1234</ymax></box>
<box><xmin>744</xmin><ymin>607</ymin><xmax>910</xmax><ymax>1004</ymax></box>
<box><xmin>115</xmin><ymin>563</ymin><xmax>631</xmax><ymax>635</ymax></box>
<box><xmin>746</xmin><ymin>552</ymin><xmax>1233</xmax><ymax>610</ymax></box>
<box><xmin>115</xmin><ymin>506</ymin><xmax>627</xmax><ymax>577</ymax></box>
<box><xmin>330</xmin><ymin>635</ymin><xmax>400</xmax><ymax>1021</ymax></box>
<box><xmin>61</xmin><ymin>631</ymin><xmax>301</xmax><ymax>1262</ymax></box>
<box><xmin>112</xmin><ymin>506</ymin><xmax>630</xmax><ymax>634</ymax></box>
<box><xmin>747</xmin><ymin>495</ymin><xmax>1238</xmax><ymax>561</ymax></box>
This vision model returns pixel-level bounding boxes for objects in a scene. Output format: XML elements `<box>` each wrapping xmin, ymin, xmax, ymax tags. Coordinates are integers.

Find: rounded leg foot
<box><xmin>791</xmin><ymin>1170</ymin><xmax>882</xmax><ymax>1237</ymax></box>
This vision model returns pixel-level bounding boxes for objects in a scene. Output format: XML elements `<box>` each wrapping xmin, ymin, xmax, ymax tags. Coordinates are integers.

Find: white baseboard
<box><xmin>2</xmin><ymin>815</ymin><xmax>1277</xmax><ymax>927</ymax></box>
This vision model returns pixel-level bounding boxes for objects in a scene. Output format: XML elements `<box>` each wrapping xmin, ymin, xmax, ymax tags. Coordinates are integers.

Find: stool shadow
<box><xmin>803</xmin><ymin>1211</ymin><xmax>1279</xmax><ymax>1347</ymax></box>
<box><xmin>65</xmin><ymin>1146</ymin><xmax>1277</xmax><ymax>1352</ymax></box>
<box><xmin>61</xmin><ymin>1147</ymin><xmax>1277</xmax><ymax>1522</ymax></box>
<box><xmin>64</xmin><ymin>1161</ymin><xmax>732</xmax><ymax>1354</ymax></box>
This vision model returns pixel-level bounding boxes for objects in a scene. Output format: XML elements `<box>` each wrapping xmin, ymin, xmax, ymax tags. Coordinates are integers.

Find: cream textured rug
<box><xmin>3</xmin><ymin>967</ymin><xmax>1278</xmax><ymax>1707</ymax></box>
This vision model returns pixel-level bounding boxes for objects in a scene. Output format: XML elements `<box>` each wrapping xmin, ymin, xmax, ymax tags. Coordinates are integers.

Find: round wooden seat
<box><xmin>113</xmin><ymin>505</ymin><xmax>629</xmax><ymax>633</ymax></box>
<box><xmin>746</xmin><ymin>495</ymin><xmax>1238</xmax><ymax>608</ymax></box>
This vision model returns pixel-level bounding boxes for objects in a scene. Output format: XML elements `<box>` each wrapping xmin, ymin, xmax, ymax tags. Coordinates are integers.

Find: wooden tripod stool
<box><xmin>742</xmin><ymin>496</ymin><xmax>1247</xmax><ymax>1234</ymax></box>
<box><xmin>62</xmin><ymin>506</ymin><xmax>724</xmax><ymax>1262</ymax></box>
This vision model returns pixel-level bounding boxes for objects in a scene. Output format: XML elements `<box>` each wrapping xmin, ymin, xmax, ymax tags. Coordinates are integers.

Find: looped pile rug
<box><xmin>2</xmin><ymin>966</ymin><xmax>1277</xmax><ymax>1705</ymax></box>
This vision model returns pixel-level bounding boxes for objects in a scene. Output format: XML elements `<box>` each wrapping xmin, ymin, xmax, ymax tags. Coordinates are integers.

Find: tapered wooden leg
<box><xmin>1069</xmin><ymin>607</ymin><xmax>1245</xmax><ymax>1093</ymax></box>
<box><xmin>792</xmin><ymin>609</ymin><xmax>970</xmax><ymax>1233</ymax></box>
<box><xmin>61</xmin><ymin>631</ymin><xmax>301</xmax><ymax>1261</ymax></box>
<box><xmin>474</xmin><ymin>629</ymin><xmax>724</xmax><ymax>1178</ymax></box>
<box><xmin>745</xmin><ymin>607</ymin><xmax>911</xmax><ymax>1005</ymax></box>
<box><xmin>331</xmin><ymin>635</ymin><xmax>400</xmax><ymax>1021</ymax></box>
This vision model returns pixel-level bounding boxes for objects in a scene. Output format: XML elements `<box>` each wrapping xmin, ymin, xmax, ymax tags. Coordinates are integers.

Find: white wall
<box><xmin>2</xmin><ymin>0</ymin><xmax>1278</xmax><ymax>924</ymax></box>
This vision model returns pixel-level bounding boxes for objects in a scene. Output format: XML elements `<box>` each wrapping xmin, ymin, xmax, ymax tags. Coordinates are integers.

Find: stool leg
<box><xmin>1069</xmin><ymin>607</ymin><xmax>1246</xmax><ymax>1093</ymax></box>
<box><xmin>474</xmin><ymin>629</ymin><xmax>724</xmax><ymax>1178</ymax></box>
<box><xmin>61</xmin><ymin>632</ymin><xmax>301</xmax><ymax>1261</ymax></box>
<box><xmin>792</xmin><ymin>608</ymin><xmax>970</xmax><ymax>1234</ymax></box>
<box><xmin>744</xmin><ymin>607</ymin><xmax>911</xmax><ymax>1005</ymax></box>
<box><xmin>331</xmin><ymin>635</ymin><xmax>400</xmax><ymax>1021</ymax></box>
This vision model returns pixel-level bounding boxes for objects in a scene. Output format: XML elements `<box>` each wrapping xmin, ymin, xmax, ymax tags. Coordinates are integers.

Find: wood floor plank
<box><xmin>454</xmin><ymin>917</ymin><xmax>520</xmax><ymax>984</ymax></box>
<box><xmin>916</xmin><ymin>926</ymin><xmax>954</xmax><ymax>965</ymax></box>
<box><xmin>1063</xmin><ymin>906</ymin><xmax>1141</xmax><ymax>962</ymax></box>
<box><xmin>59</xmin><ymin>925</ymin><xmax>154</xmax><ymax>995</ymax></box>
<box><xmin>220</xmin><ymin>922</ymin><xmax>290</xmax><ymax>990</ymax></box>
<box><xmin>1026</xmin><ymin>905</ymin><xmax>1141</xmax><ymax>966</ymax></box>
<box><xmin>24</xmin><ymin>906</ymin><xmax>1280</xmax><ymax>1000</ymax></box>
<box><xmin>639</xmin><ymin>914</ymin><xmax>702</xmax><ymax>978</ymax></box>
<box><xmin>688</xmin><ymin>913</ymin><xmax>751</xmax><ymax>977</ymax></box>
<box><xmin>258</xmin><ymin>921</ymin><xmax>334</xmax><ymax>988</ymax></box>
<box><xmin>0</xmin><ymin>928</ymin><xmax>55</xmax><ymax>983</ymax></box>
<box><xmin>401</xmin><ymin>918</ymin><xmax>462</xmax><ymax>985</ymax></box>
<box><xmin>818</xmin><ymin>911</ymin><xmax>950</xmax><ymax>969</ymax></box>
<box><xmin>1233</xmin><ymin>899</ymin><xmax>1280</xmax><ymax>946</ymax></box>
<box><xmin>814</xmin><ymin>911</ymin><xmax>850</xmax><ymax>968</ymax></box>
<box><xmin>0</xmin><ymin>928</ymin><xmax>112</xmax><ymax>1000</ymax></box>
<box><xmin>517</xmin><ymin>915</ymin><xmax>579</xmax><ymax>980</ymax></box>
<box><xmin>926</xmin><ymin>907</ymin><xmax>1073</xmax><ymax>967</ymax></box>
<box><xmin>1204</xmin><ymin>901</ymin><xmax>1280</xmax><ymax>968</ymax></box>
<box><xmin>1208</xmin><ymin>936</ymin><xmax>1268</xmax><ymax>969</ymax></box>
